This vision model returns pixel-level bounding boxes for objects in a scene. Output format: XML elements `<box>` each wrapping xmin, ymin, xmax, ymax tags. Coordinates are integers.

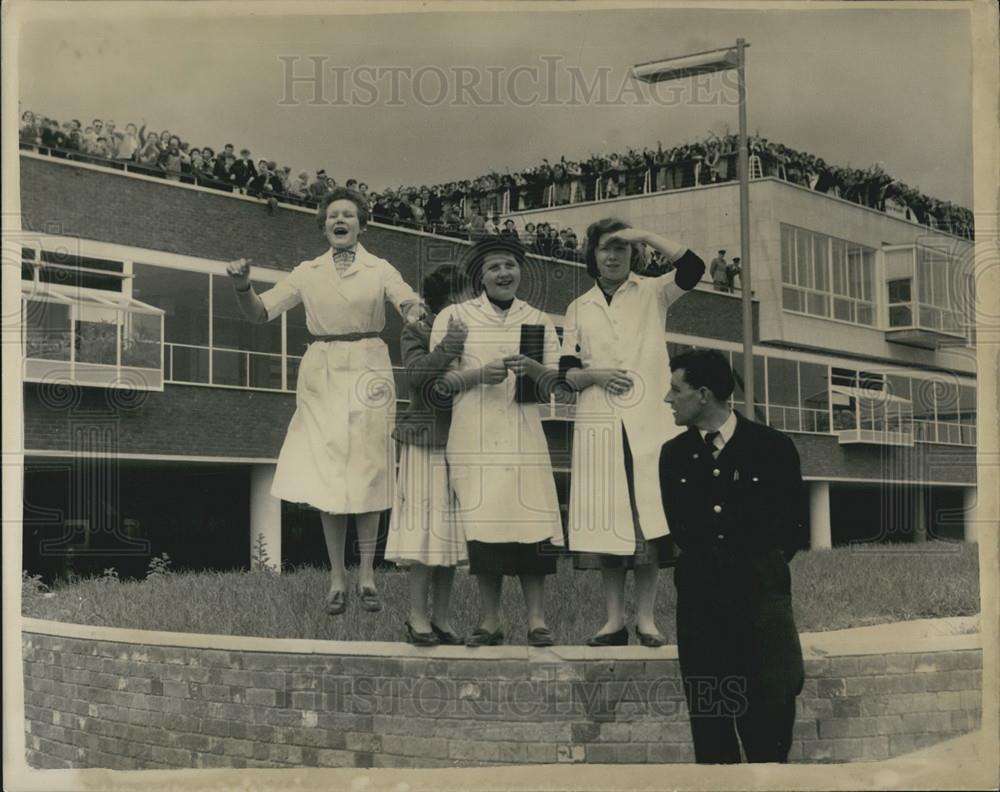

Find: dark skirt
<box><xmin>574</xmin><ymin>426</ymin><xmax>676</xmax><ymax>570</ymax></box>
<box><xmin>467</xmin><ymin>540</ymin><xmax>560</xmax><ymax>577</ymax></box>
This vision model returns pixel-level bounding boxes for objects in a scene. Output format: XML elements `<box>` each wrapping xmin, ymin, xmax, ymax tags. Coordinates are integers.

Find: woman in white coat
<box><xmin>561</xmin><ymin>218</ymin><xmax>704</xmax><ymax>646</ymax></box>
<box><xmin>227</xmin><ymin>187</ymin><xmax>424</xmax><ymax>616</ymax></box>
<box><xmin>432</xmin><ymin>237</ymin><xmax>564</xmax><ymax>647</ymax></box>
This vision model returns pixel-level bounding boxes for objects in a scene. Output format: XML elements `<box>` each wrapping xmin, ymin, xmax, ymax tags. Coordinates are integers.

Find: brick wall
<box><xmin>21</xmin><ymin>623</ymin><xmax>981</xmax><ymax>769</ymax></box>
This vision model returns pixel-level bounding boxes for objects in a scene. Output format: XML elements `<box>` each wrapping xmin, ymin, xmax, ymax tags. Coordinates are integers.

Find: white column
<box><xmin>250</xmin><ymin>464</ymin><xmax>282</xmax><ymax>572</ymax></box>
<box><xmin>809</xmin><ymin>481</ymin><xmax>832</xmax><ymax>550</ymax></box>
<box><xmin>963</xmin><ymin>486</ymin><xmax>979</xmax><ymax>543</ymax></box>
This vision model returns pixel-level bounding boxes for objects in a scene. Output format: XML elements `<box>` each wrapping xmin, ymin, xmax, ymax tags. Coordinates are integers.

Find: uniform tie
<box><xmin>704</xmin><ymin>430</ymin><xmax>721</xmax><ymax>458</ymax></box>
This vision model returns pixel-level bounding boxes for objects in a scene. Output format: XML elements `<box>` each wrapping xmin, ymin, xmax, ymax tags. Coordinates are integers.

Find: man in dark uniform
<box><xmin>659</xmin><ymin>348</ymin><xmax>806</xmax><ymax>764</ymax></box>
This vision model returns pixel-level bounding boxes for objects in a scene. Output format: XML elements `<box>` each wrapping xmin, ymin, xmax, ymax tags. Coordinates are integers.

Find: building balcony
<box><xmin>883</xmin><ymin>242</ymin><xmax>974</xmax><ymax>349</ymax></box>
<box><xmin>831</xmin><ymin>385</ymin><xmax>914</xmax><ymax>447</ymax></box>
<box><xmin>22</xmin><ymin>285</ymin><xmax>165</xmax><ymax>391</ymax></box>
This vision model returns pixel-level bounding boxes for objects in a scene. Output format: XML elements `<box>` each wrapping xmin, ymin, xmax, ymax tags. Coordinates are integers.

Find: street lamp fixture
<box><xmin>632</xmin><ymin>39</ymin><xmax>756</xmax><ymax>420</ymax></box>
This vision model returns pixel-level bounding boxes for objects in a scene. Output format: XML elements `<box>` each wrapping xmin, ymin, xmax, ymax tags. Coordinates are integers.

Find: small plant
<box><xmin>21</xmin><ymin>570</ymin><xmax>48</xmax><ymax>602</ymax></box>
<box><xmin>251</xmin><ymin>532</ymin><xmax>276</xmax><ymax>573</ymax></box>
<box><xmin>100</xmin><ymin>567</ymin><xmax>120</xmax><ymax>584</ymax></box>
<box><xmin>145</xmin><ymin>552</ymin><xmax>173</xmax><ymax>580</ymax></box>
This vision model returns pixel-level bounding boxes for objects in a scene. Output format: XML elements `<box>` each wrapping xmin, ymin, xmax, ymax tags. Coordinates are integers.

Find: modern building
<box><xmin>18</xmin><ymin>151</ymin><xmax>978</xmax><ymax>580</ymax></box>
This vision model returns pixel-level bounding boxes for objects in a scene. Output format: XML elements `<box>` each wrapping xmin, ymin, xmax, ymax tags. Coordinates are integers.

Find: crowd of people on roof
<box><xmin>20</xmin><ymin>109</ymin><xmax>974</xmax><ymax>241</ymax></box>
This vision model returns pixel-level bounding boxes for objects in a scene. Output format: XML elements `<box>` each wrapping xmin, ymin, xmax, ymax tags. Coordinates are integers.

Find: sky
<box><xmin>17</xmin><ymin>3</ymin><xmax>974</xmax><ymax>207</ymax></box>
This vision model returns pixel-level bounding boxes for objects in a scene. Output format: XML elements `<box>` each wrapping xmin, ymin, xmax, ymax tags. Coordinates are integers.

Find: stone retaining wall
<box><xmin>21</xmin><ymin>618</ymin><xmax>982</xmax><ymax>769</ymax></box>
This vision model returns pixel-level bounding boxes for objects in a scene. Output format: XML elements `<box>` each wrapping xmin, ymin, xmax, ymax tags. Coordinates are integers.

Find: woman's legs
<box><xmin>321</xmin><ymin>511</ymin><xmax>380</xmax><ymax>593</ymax></box>
<box><xmin>518</xmin><ymin>573</ymin><xmax>549</xmax><ymax>632</ymax></box>
<box><xmin>475</xmin><ymin>575</ymin><xmax>503</xmax><ymax>632</ymax></box>
<box><xmin>319</xmin><ymin>512</ymin><xmax>348</xmax><ymax>594</ymax></box>
<box><xmin>634</xmin><ymin>561</ymin><xmax>662</xmax><ymax>635</ymax></box>
<box><xmin>430</xmin><ymin>566</ymin><xmax>457</xmax><ymax>632</ymax></box>
<box><xmin>596</xmin><ymin>566</ymin><xmax>627</xmax><ymax>636</ymax></box>
<box><xmin>355</xmin><ymin>510</ymin><xmax>380</xmax><ymax>591</ymax></box>
<box><xmin>407</xmin><ymin>562</ymin><xmax>432</xmax><ymax>632</ymax></box>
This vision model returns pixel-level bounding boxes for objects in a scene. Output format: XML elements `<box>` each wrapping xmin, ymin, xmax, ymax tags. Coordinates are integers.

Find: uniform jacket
<box><xmin>659</xmin><ymin>412</ymin><xmax>806</xmax><ymax>561</ymax></box>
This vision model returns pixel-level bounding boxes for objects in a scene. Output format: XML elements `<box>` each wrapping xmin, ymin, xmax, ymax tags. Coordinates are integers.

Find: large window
<box><xmin>781</xmin><ymin>225</ymin><xmax>874</xmax><ymax>326</ymax></box>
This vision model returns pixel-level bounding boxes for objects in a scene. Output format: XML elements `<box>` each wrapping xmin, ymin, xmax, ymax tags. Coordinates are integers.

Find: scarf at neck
<box><xmin>331</xmin><ymin>247</ymin><xmax>357</xmax><ymax>265</ymax></box>
<box><xmin>487</xmin><ymin>294</ymin><xmax>515</xmax><ymax>311</ymax></box>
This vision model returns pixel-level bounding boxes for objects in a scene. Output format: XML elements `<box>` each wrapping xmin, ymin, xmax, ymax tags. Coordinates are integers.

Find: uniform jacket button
<box><xmin>713</xmin><ymin>505</ymin><xmax>723</xmax><ymax>514</ymax></box>
<box><xmin>712</xmin><ymin>468</ymin><xmax>721</xmax><ymax>477</ymax></box>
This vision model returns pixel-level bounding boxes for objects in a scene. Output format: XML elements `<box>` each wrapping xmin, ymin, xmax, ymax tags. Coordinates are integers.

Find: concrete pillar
<box><xmin>963</xmin><ymin>486</ymin><xmax>979</xmax><ymax>544</ymax></box>
<box><xmin>809</xmin><ymin>481</ymin><xmax>832</xmax><ymax>550</ymax></box>
<box><xmin>912</xmin><ymin>487</ymin><xmax>927</xmax><ymax>543</ymax></box>
<box><xmin>250</xmin><ymin>464</ymin><xmax>282</xmax><ymax>572</ymax></box>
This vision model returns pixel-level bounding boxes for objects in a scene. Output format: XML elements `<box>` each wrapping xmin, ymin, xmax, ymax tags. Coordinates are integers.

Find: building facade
<box><xmin>18</xmin><ymin>152</ymin><xmax>977</xmax><ymax>579</ymax></box>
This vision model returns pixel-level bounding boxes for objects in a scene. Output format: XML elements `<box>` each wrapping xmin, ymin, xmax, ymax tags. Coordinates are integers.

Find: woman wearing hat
<box><xmin>227</xmin><ymin>187</ymin><xmax>425</xmax><ymax>616</ymax></box>
<box><xmin>432</xmin><ymin>237</ymin><xmax>564</xmax><ymax>647</ymax></box>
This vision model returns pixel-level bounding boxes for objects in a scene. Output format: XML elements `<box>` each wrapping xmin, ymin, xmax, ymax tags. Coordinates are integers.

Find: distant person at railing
<box><xmin>113</xmin><ymin>123</ymin><xmax>140</xmax><ymax>161</ymax></box>
<box><xmin>20</xmin><ymin>111</ymin><xmax>41</xmax><ymax>144</ymax></box>
<box><xmin>40</xmin><ymin>118</ymin><xmax>68</xmax><ymax>152</ymax></box>
<box><xmin>710</xmin><ymin>250</ymin><xmax>730</xmax><ymax>293</ymax></box>
<box><xmin>288</xmin><ymin>170</ymin><xmax>310</xmax><ymax>198</ymax></box>
<box><xmin>248</xmin><ymin>160</ymin><xmax>282</xmax><ymax>196</ymax></box>
<box><xmin>522</xmin><ymin>222</ymin><xmax>536</xmax><ymax>249</ymax></box>
<box><xmin>411</xmin><ymin>195</ymin><xmax>427</xmax><ymax>229</ymax></box>
<box><xmin>561</xmin><ymin>219</ymin><xmax>705</xmax><ymax>648</ymax></box>
<box><xmin>136</xmin><ymin>130</ymin><xmax>161</xmax><ymax>165</ymax></box>
<box><xmin>158</xmin><ymin>137</ymin><xmax>185</xmax><ymax>181</ymax></box>
<box><xmin>227</xmin><ymin>186</ymin><xmax>426</xmax><ymax>618</ymax></box>
<box><xmin>500</xmin><ymin>219</ymin><xmax>519</xmax><ymax>241</ymax></box>
<box><xmin>232</xmin><ymin>149</ymin><xmax>257</xmax><ymax>190</ymax></box>
<box><xmin>307</xmin><ymin>169</ymin><xmax>328</xmax><ymax>201</ymax></box>
<box><xmin>727</xmin><ymin>257</ymin><xmax>742</xmax><ymax>292</ymax></box>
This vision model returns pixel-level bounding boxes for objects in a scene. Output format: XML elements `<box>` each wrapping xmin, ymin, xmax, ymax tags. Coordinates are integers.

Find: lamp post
<box><xmin>632</xmin><ymin>39</ymin><xmax>755</xmax><ymax>419</ymax></box>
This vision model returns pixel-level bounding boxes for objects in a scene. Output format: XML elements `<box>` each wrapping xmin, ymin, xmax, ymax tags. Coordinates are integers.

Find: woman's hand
<box><xmin>440</xmin><ymin>315</ymin><xmax>468</xmax><ymax>355</ymax></box>
<box><xmin>502</xmin><ymin>354</ymin><xmax>544</xmax><ymax>379</ymax></box>
<box><xmin>226</xmin><ymin>258</ymin><xmax>251</xmax><ymax>290</ymax></box>
<box><xmin>402</xmin><ymin>301</ymin><xmax>428</xmax><ymax>325</ymax></box>
<box><xmin>590</xmin><ymin>368</ymin><xmax>634</xmax><ymax>395</ymax></box>
<box><xmin>479</xmin><ymin>359</ymin><xmax>510</xmax><ymax>385</ymax></box>
<box><xmin>604</xmin><ymin>228</ymin><xmax>649</xmax><ymax>247</ymax></box>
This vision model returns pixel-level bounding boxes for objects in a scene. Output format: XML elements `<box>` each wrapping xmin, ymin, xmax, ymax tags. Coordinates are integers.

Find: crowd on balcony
<box><xmin>20</xmin><ymin>109</ymin><xmax>974</xmax><ymax>241</ymax></box>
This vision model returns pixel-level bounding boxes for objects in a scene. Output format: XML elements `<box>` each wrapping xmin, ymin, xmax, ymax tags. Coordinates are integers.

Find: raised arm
<box><xmin>227</xmin><ymin>258</ymin><xmax>301</xmax><ymax>324</ymax></box>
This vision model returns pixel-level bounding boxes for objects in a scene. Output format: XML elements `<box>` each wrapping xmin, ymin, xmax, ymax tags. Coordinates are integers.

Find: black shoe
<box><xmin>466</xmin><ymin>627</ymin><xmax>504</xmax><ymax>647</ymax></box>
<box><xmin>430</xmin><ymin>622</ymin><xmax>463</xmax><ymax>645</ymax></box>
<box><xmin>404</xmin><ymin>622</ymin><xmax>440</xmax><ymax>647</ymax></box>
<box><xmin>636</xmin><ymin>628</ymin><xmax>668</xmax><ymax>648</ymax></box>
<box><xmin>527</xmin><ymin>626</ymin><xmax>556</xmax><ymax>647</ymax></box>
<box><xmin>586</xmin><ymin>626</ymin><xmax>629</xmax><ymax>647</ymax></box>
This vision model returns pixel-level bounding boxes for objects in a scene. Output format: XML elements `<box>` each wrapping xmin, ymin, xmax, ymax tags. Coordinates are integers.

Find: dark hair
<box><xmin>315</xmin><ymin>187</ymin><xmax>370</xmax><ymax>230</ymax></box>
<box><xmin>421</xmin><ymin>263</ymin><xmax>461</xmax><ymax>315</ymax></box>
<box><xmin>583</xmin><ymin>218</ymin><xmax>642</xmax><ymax>278</ymax></box>
<box><xmin>669</xmin><ymin>348</ymin><xmax>735</xmax><ymax>401</ymax></box>
<box><xmin>224</xmin><ymin>143</ymin><xmax>234</xmax><ymax>149</ymax></box>
<box><xmin>459</xmin><ymin>236</ymin><xmax>526</xmax><ymax>295</ymax></box>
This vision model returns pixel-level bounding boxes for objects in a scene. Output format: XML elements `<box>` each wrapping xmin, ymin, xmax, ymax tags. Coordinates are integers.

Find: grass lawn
<box><xmin>22</xmin><ymin>542</ymin><xmax>979</xmax><ymax>645</ymax></box>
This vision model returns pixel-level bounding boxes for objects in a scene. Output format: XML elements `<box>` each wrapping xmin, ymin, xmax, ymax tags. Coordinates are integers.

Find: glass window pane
<box><xmin>133</xmin><ymin>263</ymin><xmax>210</xmax><ymax>346</ymax></box>
<box><xmin>912</xmin><ymin>376</ymin><xmax>937</xmax><ymax>441</ymax></box>
<box><xmin>213</xmin><ymin>348</ymin><xmax>247</xmax><ymax>387</ymax></box>
<box><xmin>286</xmin><ymin>303</ymin><xmax>311</xmax><ymax>359</ymax></box>
<box><xmin>287</xmin><ymin>356</ymin><xmax>302</xmax><ymax>391</ymax></box>
<box><xmin>888</xmin><ymin>278</ymin><xmax>911</xmax><ymax>303</ymax></box>
<box><xmin>169</xmin><ymin>345</ymin><xmax>209</xmax><ymax>383</ymax></box>
<box><xmin>781</xmin><ymin>226</ymin><xmax>794</xmax><ymax>283</ymax></box>
<box><xmin>935</xmin><ymin>379</ymin><xmax>960</xmax><ymax>425</ymax></box>
<box><xmin>833</xmin><ymin>298</ymin><xmax>852</xmax><ymax>321</ymax></box>
<box><xmin>39</xmin><ymin>251</ymin><xmax>124</xmax><ymax>293</ymax></box>
<box><xmin>121</xmin><ymin>313</ymin><xmax>162</xmax><ymax>369</ymax></box>
<box><xmin>249</xmin><ymin>354</ymin><xmax>283</xmax><ymax>390</ymax></box>
<box><xmin>782</xmin><ymin>287</ymin><xmax>803</xmax><ymax>312</ymax></box>
<box><xmin>76</xmin><ymin>307</ymin><xmax>120</xmax><ymax>365</ymax></box>
<box><xmin>813</xmin><ymin>236</ymin><xmax>828</xmax><ymax>290</ymax></box>
<box><xmin>212</xmin><ymin>275</ymin><xmax>281</xmax><ymax>353</ymax></box>
<box><xmin>767</xmin><ymin>357</ymin><xmax>799</xmax><ymax>406</ymax></box>
<box><xmin>732</xmin><ymin>352</ymin><xmax>766</xmax><ymax>419</ymax></box>
<box><xmin>862</xmin><ymin>254</ymin><xmax>874</xmax><ymax>300</ymax></box>
<box><xmin>886</xmin><ymin>374</ymin><xmax>911</xmax><ymax>403</ymax></box>
<box><xmin>807</xmin><ymin>292</ymin><xmax>829</xmax><ymax>317</ymax></box>
<box><xmin>856</xmin><ymin>303</ymin><xmax>874</xmax><ymax>326</ymax></box>
<box><xmin>796</xmin><ymin>233</ymin><xmax>809</xmax><ymax>287</ymax></box>
<box><xmin>25</xmin><ymin>299</ymin><xmax>72</xmax><ymax>360</ymax></box>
